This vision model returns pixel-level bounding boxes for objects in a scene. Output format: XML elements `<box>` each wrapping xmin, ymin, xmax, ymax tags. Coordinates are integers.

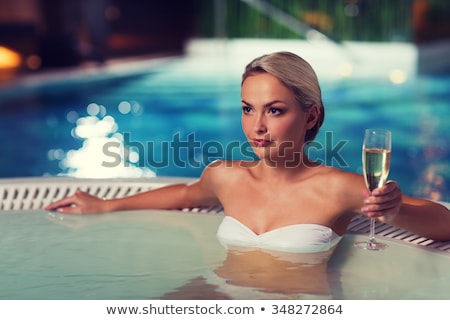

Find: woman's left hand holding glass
<box><xmin>361</xmin><ymin>180</ymin><xmax>403</xmax><ymax>223</ymax></box>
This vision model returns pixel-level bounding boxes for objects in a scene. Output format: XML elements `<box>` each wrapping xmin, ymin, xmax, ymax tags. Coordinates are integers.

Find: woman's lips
<box><xmin>252</xmin><ymin>139</ymin><xmax>273</xmax><ymax>147</ymax></box>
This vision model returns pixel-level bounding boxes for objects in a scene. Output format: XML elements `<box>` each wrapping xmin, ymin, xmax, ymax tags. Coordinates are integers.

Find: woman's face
<box><xmin>241</xmin><ymin>73</ymin><xmax>315</xmax><ymax>164</ymax></box>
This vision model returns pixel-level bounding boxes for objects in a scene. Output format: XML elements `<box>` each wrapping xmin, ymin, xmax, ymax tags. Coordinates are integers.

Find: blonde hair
<box><xmin>242</xmin><ymin>51</ymin><xmax>324</xmax><ymax>143</ymax></box>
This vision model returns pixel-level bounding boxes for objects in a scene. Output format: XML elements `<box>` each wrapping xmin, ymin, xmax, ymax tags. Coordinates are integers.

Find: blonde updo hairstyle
<box><xmin>242</xmin><ymin>51</ymin><xmax>324</xmax><ymax>143</ymax></box>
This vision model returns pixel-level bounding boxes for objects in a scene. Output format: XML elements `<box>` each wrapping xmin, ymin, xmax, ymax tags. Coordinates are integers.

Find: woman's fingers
<box><xmin>44</xmin><ymin>194</ymin><xmax>78</xmax><ymax>211</ymax></box>
<box><xmin>44</xmin><ymin>190</ymin><xmax>102</xmax><ymax>214</ymax></box>
<box><xmin>361</xmin><ymin>180</ymin><xmax>402</xmax><ymax>220</ymax></box>
<box><xmin>371</xmin><ymin>180</ymin><xmax>398</xmax><ymax>196</ymax></box>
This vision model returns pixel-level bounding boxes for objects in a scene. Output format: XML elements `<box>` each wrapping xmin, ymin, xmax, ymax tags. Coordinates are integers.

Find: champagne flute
<box><xmin>355</xmin><ymin>129</ymin><xmax>391</xmax><ymax>250</ymax></box>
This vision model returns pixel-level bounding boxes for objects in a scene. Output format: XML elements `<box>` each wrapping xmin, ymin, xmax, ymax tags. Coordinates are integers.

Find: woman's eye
<box><xmin>268</xmin><ymin>108</ymin><xmax>281</xmax><ymax>115</ymax></box>
<box><xmin>242</xmin><ymin>106</ymin><xmax>252</xmax><ymax>113</ymax></box>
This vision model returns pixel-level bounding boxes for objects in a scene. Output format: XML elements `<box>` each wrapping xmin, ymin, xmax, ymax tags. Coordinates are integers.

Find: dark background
<box><xmin>0</xmin><ymin>0</ymin><xmax>449</xmax><ymax>76</ymax></box>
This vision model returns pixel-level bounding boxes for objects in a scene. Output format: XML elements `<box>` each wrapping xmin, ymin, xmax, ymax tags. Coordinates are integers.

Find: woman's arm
<box><xmin>342</xmin><ymin>172</ymin><xmax>450</xmax><ymax>241</ymax></box>
<box><xmin>364</xmin><ymin>183</ymin><xmax>450</xmax><ymax>241</ymax></box>
<box><xmin>44</xmin><ymin>165</ymin><xmax>221</xmax><ymax>214</ymax></box>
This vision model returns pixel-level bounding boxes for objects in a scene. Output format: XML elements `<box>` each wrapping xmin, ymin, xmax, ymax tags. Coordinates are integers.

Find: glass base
<box><xmin>354</xmin><ymin>240</ymin><xmax>387</xmax><ymax>251</ymax></box>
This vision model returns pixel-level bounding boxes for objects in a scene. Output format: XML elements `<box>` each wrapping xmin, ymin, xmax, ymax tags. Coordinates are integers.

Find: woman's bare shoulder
<box><xmin>315</xmin><ymin>165</ymin><xmax>363</xmax><ymax>182</ymax></box>
<box><xmin>312</xmin><ymin>166</ymin><xmax>365</xmax><ymax>203</ymax></box>
<box><xmin>198</xmin><ymin>160</ymin><xmax>256</xmax><ymax>197</ymax></box>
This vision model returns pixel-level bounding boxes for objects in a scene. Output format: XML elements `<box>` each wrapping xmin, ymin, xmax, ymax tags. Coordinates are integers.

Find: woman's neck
<box><xmin>256</xmin><ymin>153</ymin><xmax>320</xmax><ymax>182</ymax></box>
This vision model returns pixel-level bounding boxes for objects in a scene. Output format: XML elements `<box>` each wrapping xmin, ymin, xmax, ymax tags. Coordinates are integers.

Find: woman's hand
<box><xmin>44</xmin><ymin>190</ymin><xmax>109</xmax><ymax>214</ymax></box>
<box><xmin>361</xmin><ymin>180</ymin><xmax>403</xmax><ymax>223</ymax></box>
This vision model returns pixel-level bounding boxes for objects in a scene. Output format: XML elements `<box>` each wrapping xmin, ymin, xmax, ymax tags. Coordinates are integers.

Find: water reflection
<box><xmin>49</xmin><ymin>102</ymin><xmax>155</xmax><ymax>178</ymax></box>
<box><xmin>409</xmin><ymin>95</ymin><xmax>449</xmax><ymax>201</ymax></box>
<box><xmin>415</xmin><ymin>164</ymin><xmax>448</xmax><ymax>201</ymax></box>
<box><xmin>162</xmin><ymin>247</ymin><xmax>339</xmax><ymax>300</ymax></box>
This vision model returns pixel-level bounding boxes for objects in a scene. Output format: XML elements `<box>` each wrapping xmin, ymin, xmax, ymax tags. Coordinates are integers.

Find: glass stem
<box><xmin>369</xmin><ymin>217</ymin><xmax>376</xmax><ymax>243</ymax></box>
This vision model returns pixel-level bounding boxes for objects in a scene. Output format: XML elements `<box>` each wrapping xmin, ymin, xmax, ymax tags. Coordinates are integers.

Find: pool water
<box><xmin>0</xmin><ymin>54</ymin><xmax>449</xmax><ymax>201</ymax></box>
<box><xmin>1</xmin><ymin>210</ymin><xmax>449</xmax><ymax>300</ymax></box>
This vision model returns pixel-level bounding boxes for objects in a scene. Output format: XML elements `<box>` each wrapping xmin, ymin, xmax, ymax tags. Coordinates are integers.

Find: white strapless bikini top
<box><xmin>216</xmin><ymin>216</ymin><xmax>343</xmax><ymax>254</ymax></box>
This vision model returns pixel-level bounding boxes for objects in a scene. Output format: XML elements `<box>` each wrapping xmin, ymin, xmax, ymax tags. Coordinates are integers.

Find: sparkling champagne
<box><xmin>356</xmin><ymin>129</ymin><xmax>391</xmax><ymax>250</ymax></box>
<box><xmin>363</xmin><ymin>148</ymin><xmax>391</xmax><ymax>191</ymax></box>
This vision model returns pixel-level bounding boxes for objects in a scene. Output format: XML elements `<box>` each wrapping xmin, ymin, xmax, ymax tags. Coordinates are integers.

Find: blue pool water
<box><xmin>1</xmin><ymin>209</ymin><xmax>450</xmax><ymax>299</ymax></box>
<box><xmin>0</xmin><ymin>54</ymin><xmax>449</xmax><ymax>202</ymax></box>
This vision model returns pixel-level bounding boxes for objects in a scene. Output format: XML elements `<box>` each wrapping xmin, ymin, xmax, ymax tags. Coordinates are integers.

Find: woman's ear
<box><xmin>306</xmin><ymin>104</ymin><xmax>320</xmax><ymax>130</ymax></box>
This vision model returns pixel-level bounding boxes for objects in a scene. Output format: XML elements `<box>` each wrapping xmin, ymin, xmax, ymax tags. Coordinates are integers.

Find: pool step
<box><xmin>0</xmin><ymin>176</ymin><xmax>191</xmax><ymax>211</ymax></box>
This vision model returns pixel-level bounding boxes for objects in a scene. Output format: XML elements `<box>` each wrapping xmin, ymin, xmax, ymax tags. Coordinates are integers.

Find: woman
<box><xmin>45</xmin><ymin>51</ymin><xmax>450</xmax><ymax>253</ymax></box>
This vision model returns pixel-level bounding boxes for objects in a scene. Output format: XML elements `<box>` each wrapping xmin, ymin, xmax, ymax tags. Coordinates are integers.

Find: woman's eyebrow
<box><xmin>265</xmin><ymin>100</ymin><xmax>286</xmax><ymax>107</ymax></box>
<box><xmin>241</xmin><ymin>99</ymin><xmax>286</xmax><ymax>106</ymax></box>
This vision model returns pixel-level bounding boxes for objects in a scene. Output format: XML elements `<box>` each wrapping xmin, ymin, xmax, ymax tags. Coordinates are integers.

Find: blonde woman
<box><xmin>46</xmin><ymin>51</ymin><xmax>450</xmax><ymax>255</ymax></box>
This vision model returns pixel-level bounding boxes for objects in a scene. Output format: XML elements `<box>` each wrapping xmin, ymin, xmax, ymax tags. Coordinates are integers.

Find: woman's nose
<box><xmin>254</xmin><ymin>114</ymin><xmax>267</xmax><ymax>134</ymax></box>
